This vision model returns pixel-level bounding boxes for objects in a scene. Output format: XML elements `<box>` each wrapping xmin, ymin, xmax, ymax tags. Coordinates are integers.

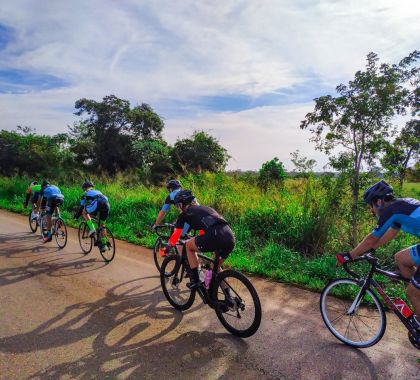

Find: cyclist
<box><xmin>337</xmin><ymin>180</ymin><xmax>420</xmax><ymax>328</ymax></box>
<box><xmin>38</xmin><ymin>180</ymin><xmax>64</xmax><ymax>242</ymax></box>
<box><xmin>23</xmin><ymin>181</ymin><xmax>41</xmax><ymax>220</ymax></box>
<box><xmin>74</xmin><ymin>181</ymin><xmax>110</xmax><ymax>252</ymax></box>
<box><xmin>151</xmin><ymin>179</ymin><xmax>197</xmax><ymax>237</ymax></box>
<box><xmin>163</xmin><ymin>190</ymin><xmax>235</xmax><ymax>289</ymax></box>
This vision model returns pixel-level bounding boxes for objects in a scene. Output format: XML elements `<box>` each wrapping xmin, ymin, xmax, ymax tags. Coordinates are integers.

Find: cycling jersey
<box><xmin>372</xmin><ymin>198</ymin><xmax>420</xmax><ymax>239</ymax></box>
<box><xmin>80</xmin><ymin>189</ymin><xmax>108</xmax><ymax>208</ymax></box>
<box><xmin>80</xmin><ymin>189</ymin><xmax>110</xmax><ymax>220</ymax></box>
<box><xmin>40</xmin><ymin>185</ymin><xmax>64</xmax><ymax>201</ymax></box>
<box><xmin>25</xmin><ymin>183</ymin><xmax>42</xmax><ymax>204</ymax></box>
<box><xmin>161</xmin><ymin>189</ymin><xmax>181</xmax><ymax>212</ymax></box>
<box><xmin>174</xmin><ymin>205</ymin><xmax>227</xmax><ymax>231</ymax></box>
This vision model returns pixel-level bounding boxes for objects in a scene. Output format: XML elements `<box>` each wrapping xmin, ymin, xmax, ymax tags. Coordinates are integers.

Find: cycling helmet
<box><xmin>166</xmin><ymin>179</ymin><xmax>181</xmax><ymax>191</ymax></box>
<box><xmin>82</xmin><ymin>181</ymin><xmax>94</xmax><ymax>190</ymax></box>
<box><xmin>174</xmin><ymin>190</ymin><xmax>195</xmax><ymax>206</ymax></box>
<box><xmin>41</xmin><ymin>179</ymin><xmax>50</xmax><ymax>188</ymax></box>
<box><xmin>363</xmin><ymin>180</ymin><xmax>393</xmax><ymax>205</ymax></box>
<box><xmin>31</xmin><ymin>181</ymin><xmax>38</xmax><ymax>186</ymax></box>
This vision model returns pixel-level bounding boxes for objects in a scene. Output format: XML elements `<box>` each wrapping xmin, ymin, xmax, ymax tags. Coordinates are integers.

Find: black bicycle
<box><xmin>320</xmin><ymin>252</ymin><xmax>420</xmax><ymax>349</ymax></box>
<box><xmin>78</xmin><ymin>217</ymin><xmax>116</xmax><ymax>262</ymax></box>
<box><xmin>160</xmin><ymin>243</ymin><xmax>262</xmax><ymax>338</ymax></box>
<box><xmin>38</xmin><ymin>207</ymin><xmax>67</xmax><ymax>249</ymax></box>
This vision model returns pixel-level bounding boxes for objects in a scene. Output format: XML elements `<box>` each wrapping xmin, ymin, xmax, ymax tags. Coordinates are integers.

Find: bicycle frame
<box><xmin>344</xmin><ymin>254</ymin><xmax>418</xmax><ymax>336</ymax></box>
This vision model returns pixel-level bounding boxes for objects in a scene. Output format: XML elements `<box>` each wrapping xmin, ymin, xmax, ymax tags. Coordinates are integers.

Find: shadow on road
<box><xmin>0</xmin><ymin>232</ymin><xmax>108</xmax><ymax>286</ymax></box>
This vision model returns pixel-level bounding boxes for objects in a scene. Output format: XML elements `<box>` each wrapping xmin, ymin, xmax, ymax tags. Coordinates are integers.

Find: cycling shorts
<box><xmin>46</xmin><ymin>196</ymin><xmax>64</xmax><ymax>216</ymax></box>
<box><xmin>87</xmin><ymin>198</ymin><xmax>110</xmax><ymax>221</ymax></box>
<box><xmin>409</xmin><ymin>244</ymin><xmax>420</xmax><ymax>266</ymax></box>
<box><xmin>195</xmin><ymin>223</ymin><xmax>235</xmax><ymax>259</ymax></box>
<box><xmin>411</xmin><ymin>266</ymin><xmax>420</xmax><ymax>290</ymax></box>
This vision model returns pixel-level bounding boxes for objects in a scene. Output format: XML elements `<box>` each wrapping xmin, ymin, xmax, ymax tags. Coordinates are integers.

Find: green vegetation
<box><xmin>0</xmin><ymin>174</ymin><xmax>417</xmax><ymax>301</ymax></box>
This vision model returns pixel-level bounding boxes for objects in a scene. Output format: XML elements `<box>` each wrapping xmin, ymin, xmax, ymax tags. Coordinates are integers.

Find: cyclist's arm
<box><xmin>168</xmin><ymin>228</ymin><xmax>183</xmax><ymax>246</ymax></box>
<box><xmin>373</xmin><ymin>227</ymin><xmax>399</xmax><ymax>248</ymax></box>
<box><xmin>349</xmin><ymin>233</ymin><xmax>379</xmax><ymax>258</ymax></box>
<box><xmin>154</xmin><ymin>210</ymin><xmax>167</xmax><ymax>226</ymax></box>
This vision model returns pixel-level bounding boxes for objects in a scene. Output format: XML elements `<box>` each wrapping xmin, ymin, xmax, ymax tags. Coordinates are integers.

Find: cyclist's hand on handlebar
<box><xmin>163</xmin><ymin>244</ymin><xmax>172</xmax><ymax>254</ymax></box>
<box><xmin>336</xmin><ymin>252</ymin><xmax>352</xmax><ymax>266</ymax></box>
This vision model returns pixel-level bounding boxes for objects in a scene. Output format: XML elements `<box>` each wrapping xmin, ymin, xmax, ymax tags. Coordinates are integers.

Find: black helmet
<box><xmin>31</xmin><ymin>181</ymin><xmax>38</xmax><ymax>186</ymax></box>
<box><xmin>174</xmin><ymin>190</ymin><xmax>195</xmax><ymax>206</ymax></box>
<box><xmin>41</xmin><ymin>179</ymin><xmax>50</xmax><ymax>188</ymax></box>
<box><xmin>166</xmin><ymin>179</ymin><xmax>181</xmax><ymax>191</ymax></box>
<box><xmin>363</xmin><ymin>180</ymin><xmax>393</xmax><ymax>205</ymax></box>
<box><xmin>82</xmin><ymin>181</ymin><xmax>94</xmax><ymax>190</ymax></box>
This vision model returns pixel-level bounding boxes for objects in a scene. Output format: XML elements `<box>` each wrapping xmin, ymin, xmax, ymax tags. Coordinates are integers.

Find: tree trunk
<box><xmin>350</xmin><ymin>177</ymin><xmax>359</xmax><ymax>247</ymax></box>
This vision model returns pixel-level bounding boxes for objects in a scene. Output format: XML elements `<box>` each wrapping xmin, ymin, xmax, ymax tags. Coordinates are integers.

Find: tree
<box><xmin>71</xmin><ymin>95</ymin><xmax>165</xmax><ymax>174</ymax></box>
<box><xmin>290</xmin><ymin>149</ymin><xmax>316</xmax><ymax>177</ymax></box>
<box><xmin>172</xmin><ymin>131</ymin><xmax>230</xmax><ymax>174</ymax></box>
<box><xmin>258</xmin><ymin>157</ymin><xmax>287</xmax><ymax>190</ymax></box>
<box><xmin>381</xmin><ymin>120</ymin><xmax>420</xmax><ymax>189</ymax></box>
<box><xmin>301</xmin><ymin>51</ymin><xmax>420</xmax><ymax>245</ymax></box>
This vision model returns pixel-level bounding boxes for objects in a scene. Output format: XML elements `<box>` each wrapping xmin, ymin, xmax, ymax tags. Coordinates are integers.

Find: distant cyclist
<box><xmin>23</xmin><ymin>181</ymin><xmax>41</xmax><ymax>220</ymax></box>
<box><xmin>337</xmin><ymin>180</ymin><xmax>420</xmax><ymax>329</ymax></box>
<box><xmin>163</xmin><ymin>190</ymin><xmax>235</xmax><ymax>289</ymax></box>
<box><xmin>38</xmin><ymin>180</ymin><xmax>64</xmax><ymax>243</ymax></box>
<box><xmin>151</xmin><ymin>179</ymin><xmax>198</xmax><ymax>237</ymax></box>
<box><xmin>74</xmin><ymin>181</ymin><xmax>110</xmax><ymax>252</ymax></box>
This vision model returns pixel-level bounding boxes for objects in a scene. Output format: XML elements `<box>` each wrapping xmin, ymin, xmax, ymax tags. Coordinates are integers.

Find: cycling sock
<box><xmin>101</xmin><ymin>236</ymin><xmax>107</xmax><ymax>245</ymax></box>
<box><xmin>86</xmin><ymin>219</ymin><xmax>95</xmax><ymax>232</ymax></box>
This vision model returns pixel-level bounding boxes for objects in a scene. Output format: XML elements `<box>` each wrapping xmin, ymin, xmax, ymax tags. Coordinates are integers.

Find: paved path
<box><xmin>0</xmin><ymin>209</ymin><xmax>418</xmax><ymax>379</ymax></box>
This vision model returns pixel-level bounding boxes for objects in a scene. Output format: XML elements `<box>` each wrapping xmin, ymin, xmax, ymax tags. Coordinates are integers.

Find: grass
<box><xmin>0</xmin><ymin>175</ymin><xmax>418</xmax><ymax>301</ymax></box>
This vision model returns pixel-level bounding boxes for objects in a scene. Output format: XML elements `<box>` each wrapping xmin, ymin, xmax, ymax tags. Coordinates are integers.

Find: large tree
<box><xmin>301</xmin><ymin>51</ymin><xmax>419</xmax><ymax>245</ymax></box>
<box><xmin>71</xmin><ymin>95</ymin><xmax>165</xmax><ymax>174</ymax></box>
<box><xmin>172</xmin><ymin>131</ymin><xmax>230</xmax><ymax>174</ymax></box>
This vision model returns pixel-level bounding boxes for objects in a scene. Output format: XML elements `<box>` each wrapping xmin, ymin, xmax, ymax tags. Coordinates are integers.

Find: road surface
<box><xmin>0</xmin><ymin>209</ymin><xmax>418</xmax><ymax>379</ymax></box>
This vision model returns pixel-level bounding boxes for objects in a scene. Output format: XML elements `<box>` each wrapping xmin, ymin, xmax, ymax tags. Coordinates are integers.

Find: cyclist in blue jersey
<box><xmin>337</xmin><ymin>180</ymin><xmax>420</xmax><ymax>327</ymax></box>
<box><xmin>151</xmin><ymin>179</ymin><xmax>197</xmax><ymax>236</ymax></box>
<box><xmin>38</xmin><ymin>180</ymin><xmax>64</xmax><ymax>242</ymax></box>
<box><xmin>74</xmin><ymin>181</ymin><xmax>110</xmax><ymax>252</ymax></box>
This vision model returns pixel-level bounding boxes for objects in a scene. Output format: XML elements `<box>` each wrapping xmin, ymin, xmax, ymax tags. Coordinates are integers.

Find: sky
<box><xmin>0</xmin><ymin>0</ymin><xmax>419</xmax><ymax>170</ymax></box>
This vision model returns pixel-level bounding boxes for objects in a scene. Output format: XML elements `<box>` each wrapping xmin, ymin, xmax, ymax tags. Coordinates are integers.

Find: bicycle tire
<box><xmin>28</xmin><ymin>212</ymin><xmax>37</xmax><ymax>233</ymax></box>
<box><xmin>160</xmin><ymin>255</ymin><xmax>195</xmax><ymax>311</ymax></box>
<box><xmin>320</xmin><ymin>278</ymin><xmax>386</xmax><ymax>348</ymax></box>
<box><xmin>54</xmin><ymin>217</ymin><xmax>67</xmax><ymax>249</ymax></box>
<box><xmin>99</xmin><ymin>227</ymin><xmax>116</xmax><ymax>262</ymax></box>
<box><xmin>78</xmin><ymin>222</ymin><xmax>93</xmax><ymax>254</ymax></box>
<box><xmin>153</xmin><ymin>237</ymin><xmax>167</xmax><ymax>271</ymax></box>
<box><xmin>39</xmin><ymin>214</ymin><xmax>47</xmax><ymax>238</ymax></box>
<box><xmin>212</xmin><ymin>269</ymin><xmax>262</xmax><ymax>338</ymax></box>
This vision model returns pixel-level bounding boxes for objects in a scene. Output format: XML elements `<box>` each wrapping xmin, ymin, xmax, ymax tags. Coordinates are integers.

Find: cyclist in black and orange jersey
<box><xmin>336</xmin><ymin>180</ymin><xmax>420</xmax><ymax>329</ymax></box>
<box><xmin>163</xmin><ymin>190</ymin><xmax>235</xmax><ymax>289</ymax></box>
<box><xmin>23</xmin><ymin>181</ymin><xmax>42</xmax><ymax>220</ymax></box>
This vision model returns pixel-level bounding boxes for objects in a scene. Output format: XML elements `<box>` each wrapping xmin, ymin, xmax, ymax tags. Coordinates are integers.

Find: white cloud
<box><xmin>0</xmin><ymin>0</ymin><xmax>418</xmax><ymax>169</ymax></box>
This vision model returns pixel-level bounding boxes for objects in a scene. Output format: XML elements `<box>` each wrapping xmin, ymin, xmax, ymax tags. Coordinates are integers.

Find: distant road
<box><xmin>0</xmin><ymin>209</ymin><xmax>418</xmax><ymax>379</ymax></box>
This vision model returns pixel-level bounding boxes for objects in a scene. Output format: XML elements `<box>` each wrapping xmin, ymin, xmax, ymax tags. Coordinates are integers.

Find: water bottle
<box><xmin>393</xmin><ymin>298</ymin><xmax>413</xmax><ymax>319</ymax></box>
<box><xmin>204</xmin><ymin>269</ymin><xmax>213</xmax><ymax>289</ymax></box>
<box><xmin>199</xmin><ymin>268</ymin><xmax>205</xmax><ymax>283</ymax></box>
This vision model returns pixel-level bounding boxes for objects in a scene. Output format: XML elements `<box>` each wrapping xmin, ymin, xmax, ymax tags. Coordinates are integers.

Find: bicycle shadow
<box><xmin>0</xmin><ymin>232</ymin><xmax>50</xmax><ymax>258</ymax></box>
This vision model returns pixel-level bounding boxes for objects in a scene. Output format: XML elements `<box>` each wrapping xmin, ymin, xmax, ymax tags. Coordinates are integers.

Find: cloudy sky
<box><xmin>0</xmin><ymin>1</ymin><xmax>419</xmax><ymax>170</ymax></box>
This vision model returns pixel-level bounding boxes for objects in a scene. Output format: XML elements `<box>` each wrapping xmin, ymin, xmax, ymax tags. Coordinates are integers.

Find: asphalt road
<box><xmin>0</xmin><ymin>209</ymin><xmax>418</xmax><ymax>380</ymax></box>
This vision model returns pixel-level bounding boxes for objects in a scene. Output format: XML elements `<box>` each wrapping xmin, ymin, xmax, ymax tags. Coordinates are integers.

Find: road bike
<box><xmin>320</xmin><ymin>252</ymin><xmax>420</xmax><ymax>349</ymax></box>
<box><xmin>39</xmin><ymin>207</ymin><xmax>67</xmax><ymax>249</ymax></box>
<box><xmin>78</xmin><ymin>216</ymin><xmax>116</xmax><ymax>262</ymax></box>
<box><xmin>28</xmin><ymin>206</ymin><xmax>42</xmax><ymax>233</ymax></box>
<box><xmin>160</xmin><ymin>242</ymin><xmax>262</xmax><ymax>338</ymax></box>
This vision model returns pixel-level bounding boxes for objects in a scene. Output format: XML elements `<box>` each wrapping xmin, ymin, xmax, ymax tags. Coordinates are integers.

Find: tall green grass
<box><xmin>0</xmin><ymin>174</ymin><xmax>417</xmax><ymax>300</ymax></box>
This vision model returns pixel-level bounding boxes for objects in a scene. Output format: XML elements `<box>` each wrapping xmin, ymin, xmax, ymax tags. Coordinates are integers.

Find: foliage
<box><xmin>258</xmin><ymin>157</ymin><xmax>287</xmax><ymax>191</ymax></box>
<box><xmin>290</xmin><ymin>149</ymin><xmax>316</xmax><ymax>177</ymax></box>
<box><xmin>172</xmin><ymin>130</ymin><xmax>230</xmax><ymax>174</ymax></box>
<box><xmin>301</xmin><ymin>50</ymin><xmax>420</xmax><ymax>245</ymax></box>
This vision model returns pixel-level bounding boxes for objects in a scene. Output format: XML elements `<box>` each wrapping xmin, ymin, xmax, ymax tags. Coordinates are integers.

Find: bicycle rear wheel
<box><xmin>54</xmin><ymin>217</ymin><xmax>67</xmax><ymax>249</ymax></box>
<box><xmin>39</xmin><ymin>214</ymin><xmax>47</xmax><ymax>238</ymax></box>
<box><xmin>28</xmin><ymin>212</ymin><xmax>37</xmax><ymax>233</ymax></box>
<box><xmin>160</xmin><ymin>255</ymin><xmax>195</xmax><ymax>311</ymax></box>
<box><xmin>78</xmin><ymin>222</ymin><xmax>93</xmax><ymax>254</ymax></box>
<box><xmin>320</xmin><ymin>278</ymin><xmax>386</xmax><ymax>348</ymax></box>
<box><xmin>212</xmin><ymin>270</ymin><xmax>261</xmax><ymax>338</ymax></box>
<box><xmin>99</xmin><ymin>227</ymin><xmax>115</xmax><ymax>262</ymax></box>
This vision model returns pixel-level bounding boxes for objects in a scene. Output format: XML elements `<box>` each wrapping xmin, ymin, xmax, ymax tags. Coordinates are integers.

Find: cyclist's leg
<box><xmin>406</xmin><ymin>245</ymin><xmax>420</xmax><ymax>316</ymax></box>
<box><xmin>84</xmin><ymin>202</ymin><xmax>97</xmax><ymax>236</ymax></box>
<box><xmin>98</xmin><ymin>201</ymin><xmax>110</xmax><ymax>250</ymax></box>
<box><xmin>395</xmin><ymin>246</ymin><xmax>417</xmax><ymax>279</ymax></box>
<box><xmin>44</xmin><ymin>198</ymin><xmax>55</xmax><ymax>240</ymax></box>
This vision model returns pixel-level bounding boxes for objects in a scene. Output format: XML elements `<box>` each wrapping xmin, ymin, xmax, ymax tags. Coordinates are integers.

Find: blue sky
<box><xmin>0</xmin><ymin>0</ymin><xmax>419</xmax><ymax>170</ymax></box>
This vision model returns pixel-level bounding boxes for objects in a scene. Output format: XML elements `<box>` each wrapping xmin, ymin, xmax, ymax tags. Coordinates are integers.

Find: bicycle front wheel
<box><xmin>78</xmin><ymin>222</ymin><xmax>93</xmax><ymax>254</ymax></box>
<box><xmin>153</xmin><ymin>237</ymin><xmax>167</xmax><ymax>272</ymax></box>
<box><xmin>29</xmin><ymin>212</ymin><xmax>37</xmax><ymax>233</ymax></box>
<box><xmin>212</xmin><ymin>270</ymin><xmax>262</xmax><ymax>338</ymax></box>
<box><xmin>320</xmin><ymin>278</ymin><xmax>386</xmax><ymax>348</ymax></box>
<box><xmin>99</xmin><ymin>227</ymin><xmax>116</xmax><ymax>262</ymax></box>
<box><xmin>160</xmin><ymin>255</ymin><xmax>195</xmax><ymax>311</ymax></box>
<box><xmin>54</xmin><ymin>217</ymin><xmax>67</xmax><ymax>249</ymax></box>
